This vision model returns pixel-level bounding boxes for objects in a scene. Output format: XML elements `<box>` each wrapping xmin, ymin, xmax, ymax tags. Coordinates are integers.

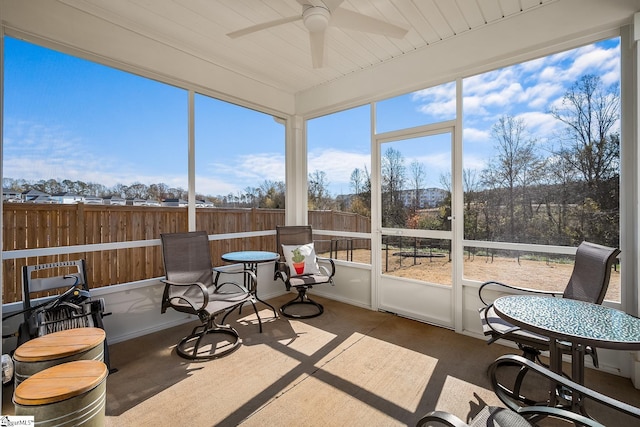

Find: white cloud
<box><xmin>463</xmin><ymin>154</ymin><xmax>488</xmax><ymax>171</ymax></box>
<box><xmin>417</xmin><ymin>98</ymin><xmax>456</xmax><ymax>117</ymax></box>
<box><xmin>205</xmin><ymin>152</ymin><xmax>285</xmax><ymax>193</ymax></box>
<box><xmin>565</xmin><ymin>45</ymin><xmax>617</xmax><ymax>81</ymax></box>
<box><xmin>538</xmin><ymin>65</ymin><xmax>563</xmax><ymax>82</ymax></box>
<box><xmin>483</xmin><ymin>82</ymin><xmax>524</xmax><ymax>107</ymax></box>
<box><xmin>193</xmin><ymin>176</ymin><xmax>237</xmax><ymax>196</ymax></box>
<box><xmin>462</xmin><ymin>95</ymin><xmax>489</xmax><ymax>116</ymax></box>
<box><xmin>601</xmin><ymin>69</ymin><xmax>620</xmax><ymax>87</ymax></box>
<box><xmin>463</xmin><ymin>127</ymin><xmax>490</xmax><ymax>143</ymax></box>
<box><xmin>411</xmin><ymin>82</ymin><xmax>457</xmax><ymax>119</ymax></box>
<box><xmin>464</xmin><ymin>68</ymin><xmax>516</xmax><ymax>97</ymax></box>
<box><xmin>514</xmin><ymin>111</ymin><xmax>562</xmax><ymax>139</ymax></box>
<box><xmin>519</xmin><ymin>55</ymin><xmax>550</xmax><ymax>73</ymax></box>
<box><xmin>4</xmin><ymin>119</ymin><xmax>126</xmax><ymax>183</ymax></box>
<box><xmin>308</xmin><ymin>149</ymin><xmax>370</xmax><ymax>195</ymax></box>
<box><xmin>412</xmin><ymin>81</ymin><xmax>456</xmax><ymax>101</ymax></box>
<box><xmin>521</xmin><ymin>82</ymin><xmax>564</xmax><ymax>109</ymax></box>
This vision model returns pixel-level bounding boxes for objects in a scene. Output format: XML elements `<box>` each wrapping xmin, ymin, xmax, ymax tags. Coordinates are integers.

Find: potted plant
<box><xmin>291</xmin><ymin>247</ymin><xmax>306</xmax><ymax>274</ymax></box>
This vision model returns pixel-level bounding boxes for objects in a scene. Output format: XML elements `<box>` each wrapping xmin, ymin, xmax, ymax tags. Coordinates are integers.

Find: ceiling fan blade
<box><xmin>227</xmin><ymin>15</ymin><xmax>302</xmax><ymax>38</ymax></box>
<box><xmin>297</xmin><ymin>0</ymin><xmax>344</xmax><ymax>12</ymax></box>
<box><xmin>330</xmin><ymin>8</ymin><xmax>408</xmax><ymax>39</ymax></box>
<box><xmin>320</xmin><ymin>0</ymin><xmax>344</xmax><ymax>12</ymax></box>
<box><xmin>309</xmin><ymin>30</ymin><xmax>327</xmax><ymax>68</ymax></box>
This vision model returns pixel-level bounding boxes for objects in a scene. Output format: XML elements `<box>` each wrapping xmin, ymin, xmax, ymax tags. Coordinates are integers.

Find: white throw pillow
<box><xmin>282</xmin><ymin>243</ymin><xmax>321</xmax><ymax>276</ymax></box>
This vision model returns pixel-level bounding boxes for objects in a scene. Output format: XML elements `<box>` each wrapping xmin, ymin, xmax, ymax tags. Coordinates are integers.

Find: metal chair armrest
<box><xmin>416</xmin><ymin>410</ymin><xmax>468</xmax><ymax>427</ymax></box>
<box><xmin>274</xmin><ymin>260</ymin><xmax>291</xmax><ymax>289</ymax></box>
<box><xmin>213</xmin><ymin>267</ymin><xmax>257</xmax><ymax>294</ymax></box>
<box><xmin>478</xmin><ymin>280</ymin><xmax>561</xmax><ymax>306</ymax></box>
<box><xmin>161</xmin><ymin>278</ymin><xmax>209</xmax><ymax>311</ymax></box>
<box><xmin>516</xmin><ymin>406</ymin><xmax>603</xmax><ymax>427</ymax></box>
<box><xmin>490</xmin><ymin>355</ymin><xmax>640</xmax><ymax>423</ymax></box>
<box><xmin>316</xmin><ymin>256</ymin><xmax>336</xmax><ymax>278</ymax></box>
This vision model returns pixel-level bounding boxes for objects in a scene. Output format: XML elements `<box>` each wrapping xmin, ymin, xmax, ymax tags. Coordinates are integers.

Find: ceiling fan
<box><xmin>226</xmin><ymin>0</ymin><xmax>408</xmax><ymax>68</ymax></box>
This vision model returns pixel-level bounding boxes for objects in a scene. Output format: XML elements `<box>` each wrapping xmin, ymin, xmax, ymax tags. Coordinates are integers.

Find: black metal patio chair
<box><xmin>274</xmin><ymin>225</ymin><xmax>335</xmax><ymax>319</ymax></box>
<box><xmin>417</xmin><ymin>354</ymin><xmax>640</xmax><ymax>427</ymax></box>
<box><xmin>160</xmin><ymin>231</ymin><xmax>259</xmax><ymax>359</ymax></box>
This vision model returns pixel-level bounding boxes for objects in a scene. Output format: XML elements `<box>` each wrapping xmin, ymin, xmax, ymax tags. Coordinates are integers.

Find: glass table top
<box><xmin>493</xmin><ymin>295</ymin><xmax>640</xmax><ymax>350</ymax></box>
<box><xmin>221</xmin><ymin>251</ymin><xmax>279</xmax><ymax>263</ymax></box>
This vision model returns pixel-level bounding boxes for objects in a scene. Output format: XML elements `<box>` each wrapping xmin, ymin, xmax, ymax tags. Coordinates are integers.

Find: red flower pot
<box><xmin>293</xmin><ymin>261</ymin><xmax>305</xmax><ymax>275</ymax></box>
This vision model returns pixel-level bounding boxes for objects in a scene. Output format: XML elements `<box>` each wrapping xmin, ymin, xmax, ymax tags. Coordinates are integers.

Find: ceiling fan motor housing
<box><xmin>303</xmin><ymin>6</ymin><xmax>330</xmax><ymax>33</ymax></box>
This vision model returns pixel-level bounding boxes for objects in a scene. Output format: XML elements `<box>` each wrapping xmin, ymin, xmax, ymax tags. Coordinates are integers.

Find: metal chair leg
<box><xmin>176</xmin><ymin>319</ymin><xmax>241</xmax><ymax>360</ymax></box>
<box><xmin>280</xmin><ymin>287</ymin><xmax>323</xmax><ymax>319</ymax></box>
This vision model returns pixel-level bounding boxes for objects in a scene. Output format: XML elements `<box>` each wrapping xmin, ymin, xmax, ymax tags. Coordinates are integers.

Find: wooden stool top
<box><xmin>14</xmin><ymin>360</ymin><xmax>108</xmax><ymax>406</ymax></box>
<box><xmin>13</xmin><ymin>327</ymin><xmax>106</xmax><ymax>362</ymax></box>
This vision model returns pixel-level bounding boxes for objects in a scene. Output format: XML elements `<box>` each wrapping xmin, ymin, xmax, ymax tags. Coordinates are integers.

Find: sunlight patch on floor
<box><xmin>319</xmin><ymin>334</ymin><xmax>438</xmax><ymax>412</ymax></box>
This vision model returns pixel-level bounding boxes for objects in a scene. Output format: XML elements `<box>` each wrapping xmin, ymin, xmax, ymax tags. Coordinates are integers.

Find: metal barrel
<box><xmin>13</xmin><ymin>327</ymin><xmax>106</xmax><ymax>388</ymax></box>
<box><xmin>14</xmin><ymin>360</ymin><xmax>108</xmax><ymax>426</ymax></box>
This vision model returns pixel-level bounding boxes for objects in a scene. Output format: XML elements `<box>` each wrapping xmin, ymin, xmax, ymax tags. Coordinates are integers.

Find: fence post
<box><xmin>77</xmin><ymin>202</ymin><xmax>85</xmax><ymax>245</ymax></box>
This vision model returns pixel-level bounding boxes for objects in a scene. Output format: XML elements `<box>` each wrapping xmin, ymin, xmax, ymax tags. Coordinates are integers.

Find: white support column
<box><xmin>633</xmin><ymin>11</ymin><xmax>640</xmax><ymax>318</ymax></box>
<box><xmin>623</xmin><ymin>14</ymin><xmax>640</xmax><ymax>388</ymax></box>
<box><xmin>369</xmin><ymin>102</ymin><xmax>380</xmax><ymax>310</ymax></box>
<box><xmin>453</xmin><ymin>77</ymin><xmax>464</xmax><ymax>333</ymax></box>
<box><xmin>187</xmin><ymin>90</ymin><xmax>196</xmax><ymax>230</ymax></box>
<box><xmin>285</xmin><ymin>115</ymin><xmax>307</xmax><ymax>225</ymax></box>
<box><xmin>0</xmin><ymin>16</ymin><xmax>5</xmax><ymax>388</ymax></box>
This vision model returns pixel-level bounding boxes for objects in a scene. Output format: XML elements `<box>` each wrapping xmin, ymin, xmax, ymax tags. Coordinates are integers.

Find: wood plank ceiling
<box><xmin>57</xmin><ymin>0</ymin><xmax>555</xmax><ymax>94</ymax></box>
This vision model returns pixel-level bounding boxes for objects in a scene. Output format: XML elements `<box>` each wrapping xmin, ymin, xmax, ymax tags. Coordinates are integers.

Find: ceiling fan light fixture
<box><xmin>303</xmin><ymin>6</ymin><xmax>330</xmax><ymax>33</ymax></box>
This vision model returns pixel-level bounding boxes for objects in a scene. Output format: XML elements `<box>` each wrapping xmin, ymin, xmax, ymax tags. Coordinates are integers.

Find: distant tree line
<box><xmin>2</xmin><ymin>176</ymin><xmax>289</xmax><ymax>208</ymax></box>
<box><xmin>2</xmin><ymin>178</ymin><xmax>191</xmax><ymax>202</ymax></box>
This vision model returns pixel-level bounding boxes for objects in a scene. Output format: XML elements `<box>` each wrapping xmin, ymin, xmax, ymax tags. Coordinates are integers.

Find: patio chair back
<box><xmin>275</xmin><ymin>225</ymin><xmax>313</xmax><ymax>257</ymax></box>
<box><xmin>562</xmin><ymin>241</ymin><xmax>620</xmax><ymax>304</ymax></box>
<box><xmin>161</xmin><ymin>230</ymin><xmax>214</xmax><ymax>306</ymax></box>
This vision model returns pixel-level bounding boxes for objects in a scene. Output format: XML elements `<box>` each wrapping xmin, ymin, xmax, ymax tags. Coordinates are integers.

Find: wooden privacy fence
<box><xmin>2</xmin><ymin>204</ymin><xmax>370</xmax><ymax>303</ymax></box>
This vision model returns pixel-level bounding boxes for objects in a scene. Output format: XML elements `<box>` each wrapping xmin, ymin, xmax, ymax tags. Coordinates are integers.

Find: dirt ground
<box><xmin>329</xmin><ymin>249</ymin><xmax>621</xmax><ymax>302</ymax></box>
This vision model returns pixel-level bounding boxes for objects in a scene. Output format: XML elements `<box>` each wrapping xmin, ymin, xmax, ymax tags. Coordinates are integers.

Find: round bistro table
<box><xmin>221</xmin><ymin>251</ymin><xmax>280</xmax><ymax>316</ymax></box>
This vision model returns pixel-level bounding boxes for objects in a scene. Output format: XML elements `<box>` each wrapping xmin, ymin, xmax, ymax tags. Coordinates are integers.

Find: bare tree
<box><xmin>537</xmin><ymin>152</ymin><xmax>578</xmax><ymax>244</ymax></box>
<box><xmin>258</xmin><ymin>180</ymin><xmax>285</xmax><ymax>208</ymax></box>
<box><xmin>244</xmin><ymin>186</ymin><xmax>259</xmax><ymax>207</ymax></box>
<box><xmin>42</xmin><ymin>179</ymin><xmax>64</xmax><ymax>195</ymax></box>
<box><xmin>461</xmin><ymin>169</ymin><xmax>483</xmax><ymax>239</ymax></box>
<box><xmin>350</xmin><ymin>168</ymin><xmax>364</xmax><ymax>196</ymax></box>
<box><xmin>409</xmin><ymin>160</ymin><xmax>425</xmax><ymax>211</ymax></box>
<box><xmin>148</xmin><ymin>183</ymin><xmax>169</xmax><ymax>201</ymax></box>
<box><xmin>348</xmin><ymin>165</ymin><xmax>371</xmax><ymax>217</ymax></box>
<box><xmin>549</xmin><ymin>74</ymin><xmax>620</xmax><ymax>209</ymax></box>
<box><xmin>381</xmin><ymin>146</ymin><xmax>406</xmax><ymax>227</ymax></box>
<box><xmin>126</xmin><ymin>182</ymin><xmax>149</xmax><ymax>199</ymax></box>
<box><xmin>439</xmin><ymin>172</ymin><xmax>451</xmax><ymax>192</ymax></box>
<box><xmin>482</xmin><ymin>115</ymin><xmax>543</xmax><ymax>241</ymax></box>
<box><xmin>548</xmin><ymin>74</ymin><xmax>620</xmax><ymax>245</ymax></box>
<box><xmin>308</xmin><ymin>170</ymin><xmax>332</xmax><ymax>210</ymax></box>
<box><xmin>112</xmin><ymin>183</ymin><xmax>128</xmax><ymax>198</ymax></box>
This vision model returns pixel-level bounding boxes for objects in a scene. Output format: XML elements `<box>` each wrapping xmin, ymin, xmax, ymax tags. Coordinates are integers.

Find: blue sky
<box><xmin>3</xmin><ymin>36</ymin><xmax>620</xmax><ymax>198</ymax></box>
